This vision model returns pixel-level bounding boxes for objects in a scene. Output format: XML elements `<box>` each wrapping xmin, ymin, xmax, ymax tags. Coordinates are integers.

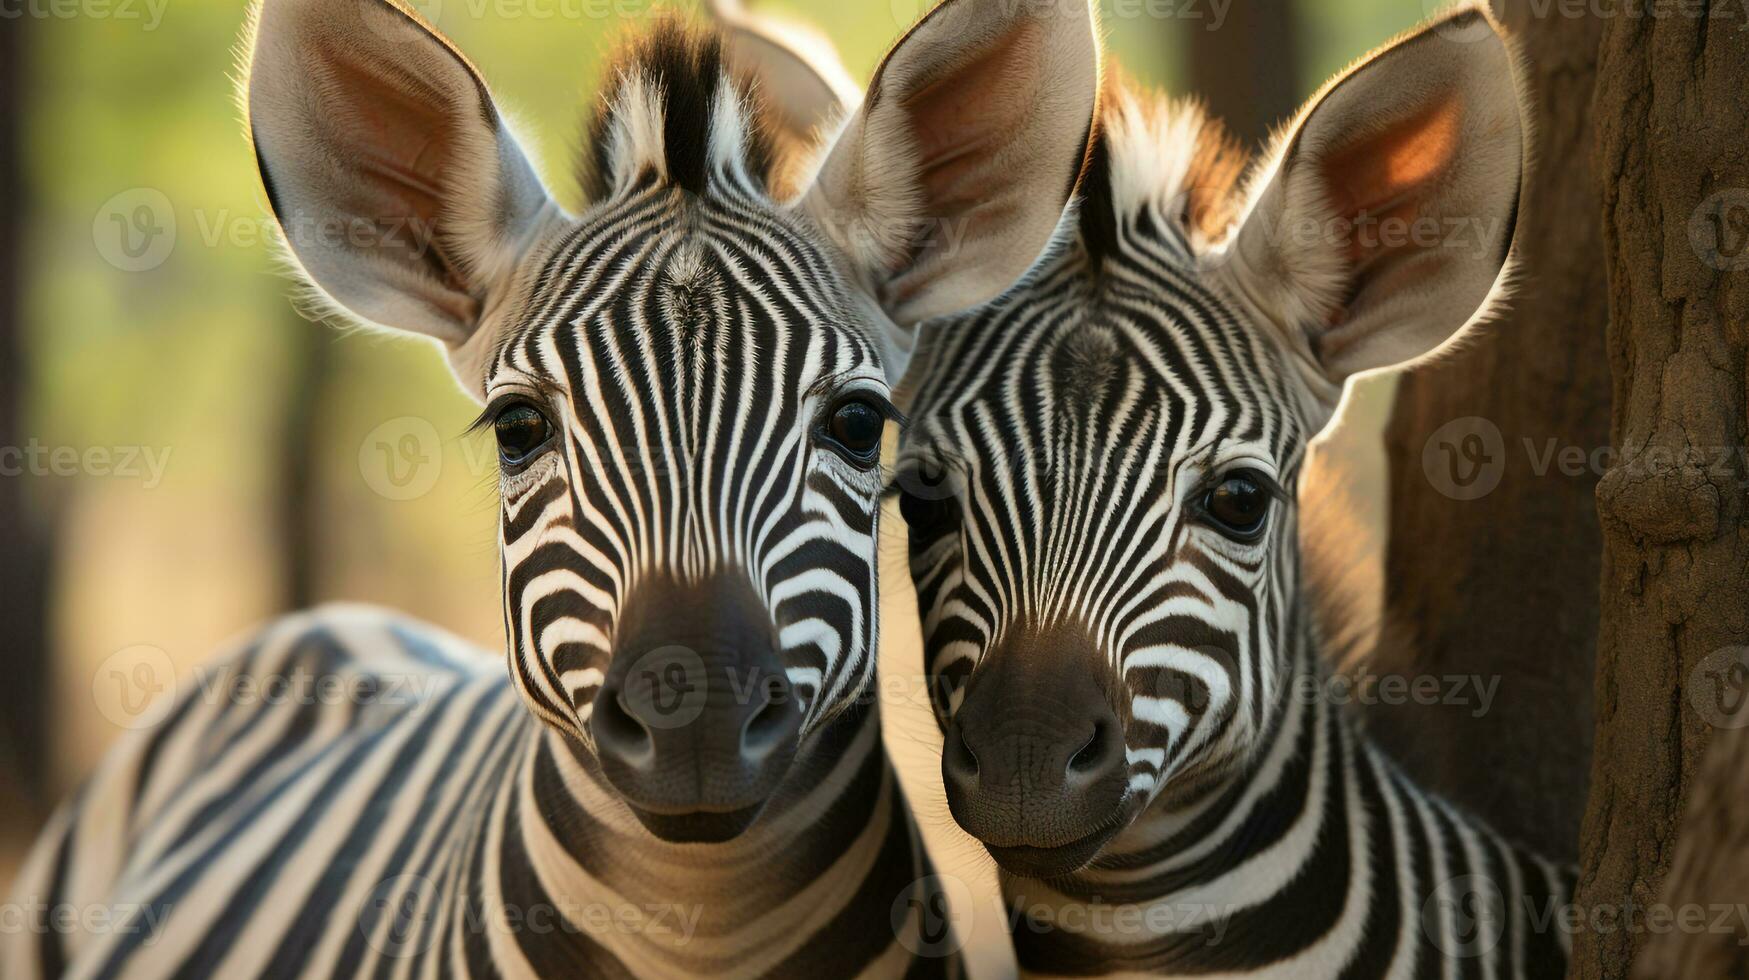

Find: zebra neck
<box><xmin>458</xmin><ymin>698</ymin><xmax>915</xmax><ymax>971</ymax></box>
<box><xmin>999</xmin><ymin>648</ymin><xmax>1571</xmax><ymax>974</ymax></box>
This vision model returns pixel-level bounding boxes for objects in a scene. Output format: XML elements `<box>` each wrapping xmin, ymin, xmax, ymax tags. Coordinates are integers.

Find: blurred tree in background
<box><xmin>1375</xmin><ymin>0</ymin><xmax>1610</xmax><ymax>865</ymax></box>
<box><xmin>0</xmin><ymin>5</ymin><xmax>55</xmax><ymax>832</ymax></box>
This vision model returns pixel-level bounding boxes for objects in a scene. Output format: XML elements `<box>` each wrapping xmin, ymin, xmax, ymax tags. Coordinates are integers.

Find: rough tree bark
<box><xmin>1571</xmin><ymin>3</ymin><xmax>1749</xmax><ymax>976</ymax></box>
<box><xmin>1631</xmin><ymin>695</ymin><xmax>1749</xmax><ymax>978</ymax></box>
<box><xmin>1370</xmin><ymin>0</ymin><xmax>1610</xmax><ymax>864</ymax></box>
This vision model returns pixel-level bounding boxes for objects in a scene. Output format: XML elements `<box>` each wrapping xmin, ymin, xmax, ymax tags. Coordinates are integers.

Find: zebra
<box><xmin>0</xmin><ymin>0</ymin><xmax>1100</xmax><ymax>975</ymax></box>
<box><xmin>893</xmin><ymin>7</ymin><xmax>1579</xmax><ymax>977</ymax></box>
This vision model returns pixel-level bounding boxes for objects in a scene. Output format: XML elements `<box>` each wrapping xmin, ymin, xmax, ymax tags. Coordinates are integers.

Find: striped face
<box><xmin>250</xmin><ymin>0</ymin><xmax>1101</xmax><ymax>841</ymax></box>
<box><xmin>900</xmin><ymin>34</ymin><xmax>1524</xmax><ymax>875</ymax></box>
<box><xmin>487</xmin><ymin>187</ymin><xmax>894</xmax><ymax>771</ymax></box>
<box><xmin>899</xmin><ymin>196</ymin><xmax>1319</xmax><ymax>874</ymax></box>
<box><xmin>453</xmin><ymin>28</ymin><xmax>924</xmax><ymax>841</ymax></box>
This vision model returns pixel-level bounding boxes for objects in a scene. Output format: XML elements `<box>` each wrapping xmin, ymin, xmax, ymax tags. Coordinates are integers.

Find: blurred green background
<box><xmin>0</xmin><ymin>0</ymin><xmax>1426</xmax><ymax>890</ymax></box>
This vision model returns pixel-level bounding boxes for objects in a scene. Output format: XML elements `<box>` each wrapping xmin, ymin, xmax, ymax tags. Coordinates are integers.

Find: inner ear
<box><xmin>1320</xmin><ymin>97</ymin><xmax>1463</xmax><ymax>268</ymax></box>
<box><xmin>318</xmin><ymin>54</ymin><xmax>474</xmax><ymax>294</ymax></box>
<box><xmin>902</xmin><ymin>21</ymin><xmax>1044</xmax><ymax>217</ymax></box>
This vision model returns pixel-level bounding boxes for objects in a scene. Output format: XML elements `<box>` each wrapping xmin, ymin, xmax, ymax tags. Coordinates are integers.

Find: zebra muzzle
<box><xmin>588</xmin><ymin>571</ymin><xmax>802</xmax><ymax>843</ymax></box>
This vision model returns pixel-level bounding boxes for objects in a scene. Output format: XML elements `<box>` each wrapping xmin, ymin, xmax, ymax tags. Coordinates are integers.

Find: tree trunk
<box><xmin>1183</xmin><ymin>0</ymin><xmax>1299</xmax><ymax>149</ymax></box>
<box><xmin>0</xmin><ymin>4</ymin><xmax>53</xmax><ymax>822</ymax></box>
<box><xmin>1369</xmin><ymin>0</ymin><xmax>1610</xmax><ymax>864</ymax></box>
<box><xmin>1571</xmin><ymin>3</ymin><xmax>1749</xmax><ymax>976</ymax></box>
<box><xmin>275</xmin><ymin>323</ymin><xmax>331</xmax><ymax>611</ymax></box>
<box><xmin>1630</xmin><ymin>695</ymin><xmax>1749</xmax><ymax>978</ymax></box>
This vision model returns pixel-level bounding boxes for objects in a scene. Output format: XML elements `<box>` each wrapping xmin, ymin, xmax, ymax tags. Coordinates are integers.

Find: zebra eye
<box><xmin>822</xmin><ymin>398</ymin><xmax>887</xmax><ymax>465</ymax></box>
<box><xmin>493</xmin><ymin>403</ymin><xmax>552</xmax><ymax>467</ymax></box>
<box><xmin>1201</xmin><ymin>471</ymin><xmax>1271</xmax><ymax>541</ymax></box>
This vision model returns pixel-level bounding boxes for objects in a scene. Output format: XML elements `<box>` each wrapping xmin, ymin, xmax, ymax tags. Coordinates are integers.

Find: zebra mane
<box><xmin>580</xmin><ymin>18</ymin><xmax>780</xmax><ymax>202</ymax></box>
<box><xmin>1079</xmin><ymin>71</ymin><xmax>1246</xmax><ymax>267</ymax></box>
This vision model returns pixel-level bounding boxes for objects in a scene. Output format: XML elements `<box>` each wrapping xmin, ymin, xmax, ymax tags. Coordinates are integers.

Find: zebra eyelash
<box><xmin>1192</xmin><ymin>466</ymin><xmax>1291</xmax><ymax>504</ymax></box>
<box><xmin>471</xmin><ymin>391</ymin><xmax>564</xmax><ymax>478</ymax></box>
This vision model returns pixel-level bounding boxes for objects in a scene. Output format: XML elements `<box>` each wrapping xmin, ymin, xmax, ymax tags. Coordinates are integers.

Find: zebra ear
<box><xmin>1220</xmin><ymin>6</ymin><xmax>1524</xmax><ymax>395</ymax></box>
<box><xmin>705</xmin><ymin>0</ymin><xmax>859</xmax><ymax>150</ymax></box>
<box><xmin>802</xmin><ymin>0</ymin><xmax>1099</xmax><ymax>328</ymax></box>
<box><xmin>244</xmin><ymin>0</ymin><xmax>558</xmax><ymax>349</ymax></box>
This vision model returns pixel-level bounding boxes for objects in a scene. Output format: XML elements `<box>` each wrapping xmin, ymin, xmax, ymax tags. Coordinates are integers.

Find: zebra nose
<box><xmin>592</xmin><ymin>656</ymin><xmax>801</xmax><ymax>769</ymax></box>
<box><xmin>940</xmin><ymin>629</ymin><xmax>1129</xmax><ymax>875</ymax></box>
<box><xmin>589</xmin><ymin>572</ymin><xmax>802</xmax><ymax>842</ymax></box>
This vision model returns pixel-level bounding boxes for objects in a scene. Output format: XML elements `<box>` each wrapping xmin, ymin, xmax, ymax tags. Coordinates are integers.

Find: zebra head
<box><xmin>897</xmin><ymin>9</ymin><xmax>1525</xmax><ymax>876</ymax></box>
<box><xmin>245</xmin><ymin>0</ymin><xmax>1096</xmax><ymax>841</ymax></box>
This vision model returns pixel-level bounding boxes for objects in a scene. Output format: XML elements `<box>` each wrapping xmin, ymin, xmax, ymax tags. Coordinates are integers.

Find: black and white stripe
<box><xmin>897</xmin><ymin>67</ymin><xmax>1570</xmax><ymax>977</ymax></box>
<box><xmin>4</xmin><ymin>608</ymin><xmax>950</xmax><ymax>978</ymax></box>
<box><xmin>4</xmin><ymin>15</ymin><xmax>955</xmax><ymax>978</ymax></box>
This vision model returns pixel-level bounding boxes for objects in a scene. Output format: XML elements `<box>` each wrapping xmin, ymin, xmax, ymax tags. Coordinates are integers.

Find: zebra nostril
<box><xmin>943</xmin><ymin>724</ymin><xmax>979</xmax><ymax>787</ymax></box>
<box><xmin>592</xmin><ymin>685</ymin><xmax>655</xmax><ymax>767</ymax></box>
<box><xmin>742</xmin><ymin>675</ymin><xmax>800</xmax><ymax>762</ymax></box>
<box><xmin>1068</xmin><ymin>720</ymin><xmax>1113</xmax><ymax>774</ymax></box>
